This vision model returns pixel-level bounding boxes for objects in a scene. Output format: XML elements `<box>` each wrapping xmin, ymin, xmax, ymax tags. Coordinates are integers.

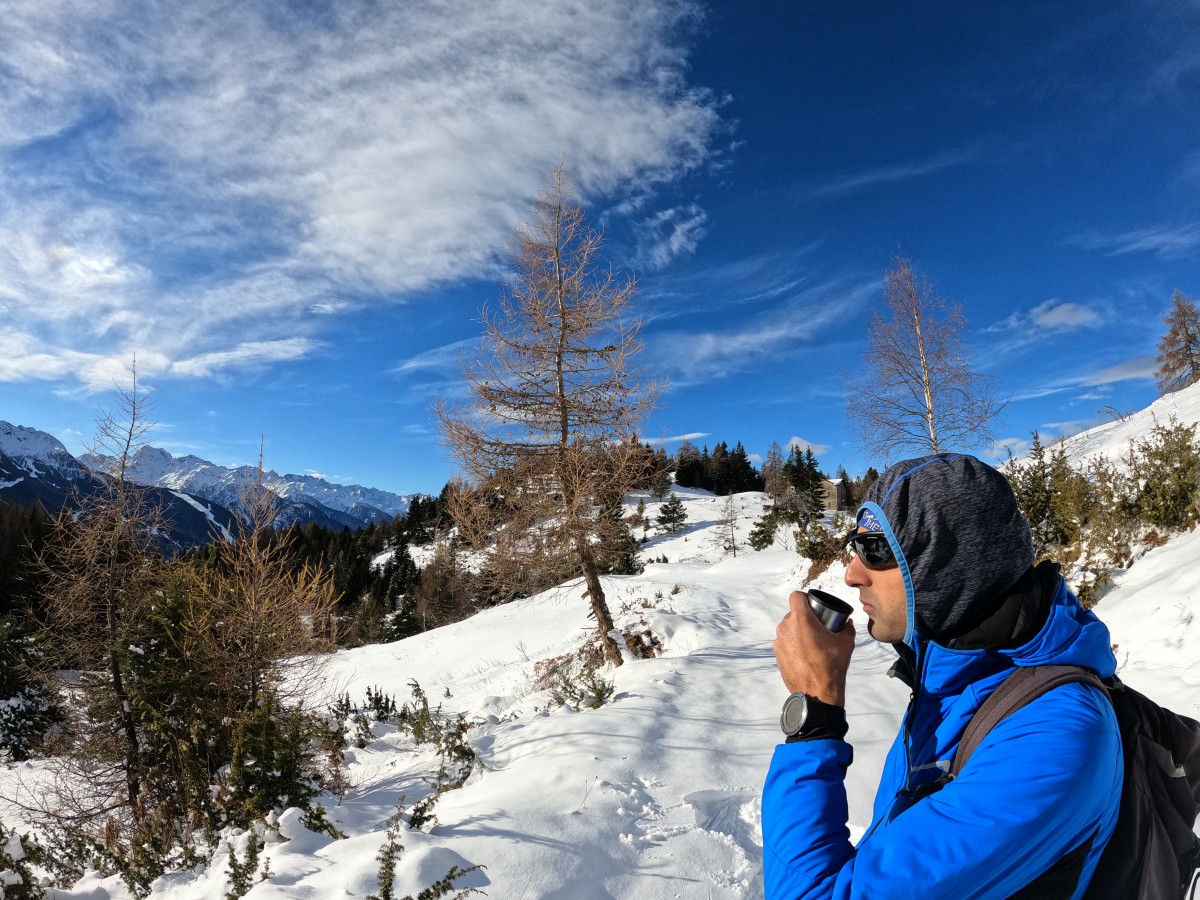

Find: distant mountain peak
<box><xmin>93</xmin><ymin>444</ymin><xmax>415</xmax><ymax>528</ymax></box>
<box><xmin>0</xmin><ymin>421</ymin><xmax>75</xmax><ymax>462</ymax></box>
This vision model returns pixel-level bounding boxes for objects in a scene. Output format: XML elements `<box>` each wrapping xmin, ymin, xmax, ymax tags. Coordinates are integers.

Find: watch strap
<box><xmin>784</xmin><ymin>695</ymin><xmax>848</xmax><ymax>742</ymax></box>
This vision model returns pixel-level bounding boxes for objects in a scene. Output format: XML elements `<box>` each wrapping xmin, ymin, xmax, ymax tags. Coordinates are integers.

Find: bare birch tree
<box><xmin>435</xmin><ymin>162</ymin><xmax>661</xmax><ymax>666</ymax></box>
<box><xmin>846</xmin><ymin>255</ymin><xmax>1004</xmax><ymax>461</ymax></box>
<box><xmin>763</xmin><ymin>440</ymin><xmax>785</xmax><ymax>502</ymax></box>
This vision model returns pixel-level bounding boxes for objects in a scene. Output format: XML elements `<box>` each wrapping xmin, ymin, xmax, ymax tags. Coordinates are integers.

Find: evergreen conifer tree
<box><xmin>656</xmin><ymin>493</ymin><xmax>688</xmax><ymax>533</ymax></box>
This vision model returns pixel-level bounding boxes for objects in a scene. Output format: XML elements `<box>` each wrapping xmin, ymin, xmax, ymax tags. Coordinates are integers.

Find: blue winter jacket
<box><xmin>762</xmin><ymin>574</ymin><xmax>1122</xmax><ymax>899</ymax></box>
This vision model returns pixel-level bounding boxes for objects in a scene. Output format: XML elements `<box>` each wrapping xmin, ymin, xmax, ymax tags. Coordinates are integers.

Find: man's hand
<box><xmin>773</xmin><ymin>591</ymin><xmax>856</xmax><ymax>707</ymax></box>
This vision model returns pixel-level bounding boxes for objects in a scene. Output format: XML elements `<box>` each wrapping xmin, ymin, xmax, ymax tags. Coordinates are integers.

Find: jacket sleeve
<box><xmin>761</xmin><ymin>682</ymin><xmax>1121</xmax><ymax>900</ymax></box>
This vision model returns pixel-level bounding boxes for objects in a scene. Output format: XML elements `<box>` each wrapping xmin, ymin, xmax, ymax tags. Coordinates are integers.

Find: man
<box><xmin>763</xmin><ymin>453</ymin><xmax>1122</xmax><ymax>899</ymax></box>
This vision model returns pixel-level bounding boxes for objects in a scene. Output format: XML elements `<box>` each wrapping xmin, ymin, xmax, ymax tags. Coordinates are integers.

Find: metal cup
<box><xmin>806</xmin><ymin>588</ymin><xmax>852</xmax><ymax>633</ymax></box>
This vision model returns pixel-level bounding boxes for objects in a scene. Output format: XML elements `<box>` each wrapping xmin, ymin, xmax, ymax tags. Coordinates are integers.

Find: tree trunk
<box><xmin>912</xmin><ymin>301</ymin><xmax>940</xmax><ymax>453</ymax></box>
<box><xmin>108</xmin><ymin>638</ymin><xmax>143</xmax><ymax>821</ymax></box>
<box><xmin>574</xmin><ymin>538</ymin><xmax>622</xmax><ymax>667</ymax></box>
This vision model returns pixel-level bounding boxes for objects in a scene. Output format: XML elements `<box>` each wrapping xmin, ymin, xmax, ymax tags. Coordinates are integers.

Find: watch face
<box><xmin>780</xmin><ymin>693</ymin><xmax>808</xmax><ymax>735</ymax></box>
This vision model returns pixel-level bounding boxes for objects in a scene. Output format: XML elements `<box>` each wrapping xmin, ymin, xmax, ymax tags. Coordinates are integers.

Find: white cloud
<box><xmin>1078</xmin><ymin>355</ymin><xmax>1158</xmax><ymax>386</ymax></box>
<box><xmin>989</xmin><ymin>436</ymin><xmax>1030</xmax><ymax>460</ymax></box>
<box><xmin>310</xmin><ymin>301</ymin><xmax>350</xmax><ymax>316</ymax></box>
<box><xmin>987</xmin><ymin>298</ymin><xmax>1101</xmax><ymax>335</ymax></box>
<box><xmin>169</xmin><ymin>339</ymin><xmax>315</xmax><ymax>379</ymax></box>
<box><xmin>392</xmin><ymin>339</ymin><xmax>478</xmax><ymax>376</ymax></box>
<box><xmin>1028</xmin><ymin>300</ymin><xmax>1100</xmax><ymax>329</ymax></box>
<box><xmin>1009</xmin><ymin>354</ymin><xmax>1157</xmax><ymax>402</ymax></box>
<box><xmin>0</xmin><ymin>0</ymin><xmax>722</xmax><ymax>392</ymax></box>
<box><xmin>1040</xmin><ymin>419</ymin><xmax>1094</xmax><ymax>440</ymax></box>
<box><xmin>787</xmin><ymin>436</ymin><xmax>830</xmax><ymax>456</ymax></box>
<box><xmin>637</xmin><ymin>204</ymin><xmax>709</xmax><ymax>269</ymax></box>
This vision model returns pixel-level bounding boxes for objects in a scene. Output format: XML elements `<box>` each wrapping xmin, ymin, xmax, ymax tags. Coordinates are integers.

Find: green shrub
<box><xmin>748</xmin><ymin>510</ymin><xmax>781</xmax><ymax>551</ymax></box>
<box><xmin>1122</xmin><ymin>418</ymin><xmax>1200</xmax><ymax>530</ymax></box>
<box><xmin>224</xmin><ymin>828</ymin><xmax>269</xmax><ymax>900</ymax></box>
<box><xmin>0</xmin><ymin>824</ymin><xmax>45</xmax><ymax>900</ymax></box>
<box><xmin>367</xmin><ymin>799</ymin><xmax>482</xmax><ymax>900</ymax></box>
<box><xmin>0</xmin><ymin>616</ymin><xmax>61</xmax><ymax>761</ymax></box>
<box><xmin>796</xmin><ymin>516</ymin><xmax>850</xmax><ymax>580</ymax></box>
<box><xmin>1004</xmin><ymin>434</ymin><xmax>1096</xmax><ymax>559</ymax></box>
<box><xmin>227</xmin><ymin>695</ymin><xmax>341</xmax><ymax>838</ymax></box>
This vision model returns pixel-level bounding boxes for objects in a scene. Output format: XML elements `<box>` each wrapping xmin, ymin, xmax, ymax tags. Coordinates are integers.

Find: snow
<box><xmin>0</xmin><ymin>422</ymin><xmax>72</xmax><ymax>463</ymax></box>
<box><xmin>2</xmin><ymin>397</ymin><xmax>1199</xmax><ymax>898</ymax></box>
<box><xmin>115</xmin><ymin>446</ymin><xmax>414</xmax><ymax>521</ymax></box>
<box><xmin>169</xmin><ymin>490</ymin><xmax>234</xmax><ymax>543</ymax></box>
<box><xmin>0</xmin><ymin>421</ymin><xmax>85</xmax><ymax>479</ymax></box>
<box><xmin>1050</xmin><ymin>380</ymin><xmax>1200</xmax><ymax>468</ymax></box>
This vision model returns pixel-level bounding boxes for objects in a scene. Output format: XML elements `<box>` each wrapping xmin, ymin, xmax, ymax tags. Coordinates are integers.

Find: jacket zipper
<box><xmin>902</xmin><ymin>637</ymin><xmax>926</xmax><ymax>796</ymax></box>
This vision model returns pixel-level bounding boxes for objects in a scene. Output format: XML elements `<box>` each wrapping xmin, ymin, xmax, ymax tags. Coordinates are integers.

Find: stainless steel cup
<box><xmin>806</xmin><ymin>588</ymin><xmax>852</xmax><ymax>633</ymax></box>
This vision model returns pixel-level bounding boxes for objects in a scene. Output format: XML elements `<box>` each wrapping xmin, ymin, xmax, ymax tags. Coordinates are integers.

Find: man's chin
<box><xmin>866</xmin><ymin>619</ymin><xmax>899</xmax><ymax>643</ymax></box>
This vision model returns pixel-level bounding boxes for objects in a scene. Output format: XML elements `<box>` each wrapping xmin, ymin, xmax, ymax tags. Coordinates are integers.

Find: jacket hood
<box><xmin>858</xmin><ymin>453</ymin><xmax>1034</xmax><ymax>647</ymax></box>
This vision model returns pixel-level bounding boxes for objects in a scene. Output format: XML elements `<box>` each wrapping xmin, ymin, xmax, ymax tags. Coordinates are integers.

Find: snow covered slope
<box><xmin>0</xmin><ymin>421</ymin><xmax>89</xmax><ymax>484</ymax></box>
<box><xmin>1053</xmin><ymin>379</ymin><xmax>1200</xmax><ymax>468</ymax></box>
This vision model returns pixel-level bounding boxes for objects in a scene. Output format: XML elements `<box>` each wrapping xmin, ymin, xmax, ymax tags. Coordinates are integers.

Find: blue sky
<box><xmin>2</xmin><ymin>0</ymin><xmax>1198</xmax><ymax>496</ymax></box>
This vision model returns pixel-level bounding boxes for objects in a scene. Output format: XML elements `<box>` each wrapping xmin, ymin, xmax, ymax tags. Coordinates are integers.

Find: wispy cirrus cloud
<box><xmin>1078</xmin><ymin>355</ymin><xmax>1158</xmax><ymax>386</ymax></box>
<box><xmin>812</xmin><ymin>146</ymin><xmax>981</xmax><ymax>198</ymax></box>
<box><xmin>170</xmin><ymin>339</ymin><xmax>315</xmax><ymax>379</ymax></box>
<box><xmin>635</xmin><ymin>204</ymin><xmax>709</xmax><ymax>269</ymax></box>
<box><xmin>391</xmin><ymin>339</ymin><xmax>478</xmax><ymax>377</ymax></box>
<box><xmin>0</xmin><ymin>0</ymin><xmax>723</xmax><ymax>392</ymax></box>
<box><xmin>651</xmin><ymin>276</ymin><xmax>877</xmax><ymax>385</ymax></box>
<box><xmin>642</xmin><ymin>432</ymin><xmax>709</xmax><ymax>446</ymax></box>
<box><xmin>1068</xmin><ymin>222</ymin><xmax>1200</xmax><ymax>259</ymax></box>
<box><xmin>1010</xmin><ymin>354</ymin><xmax>1157</xmax><ymax>401</ymax></box>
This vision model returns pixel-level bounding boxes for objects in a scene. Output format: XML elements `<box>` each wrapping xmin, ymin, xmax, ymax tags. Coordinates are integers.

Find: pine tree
<box><xmin>673</xmin><ymin>440</ymin><xmax>702</xmax><ymax>489</ymax></box>
<box><xmin>1155</xmin><ymin>290</ymin><xmax>1200</xmax><ymax>394</ymax></box>
<box><xmin>656</xmin><ymin>493</ymin><xmax>688</xmax><ymax>533</ymax></box>
<box><xmin>650</xmin><ymin>467</ymin><xmax>672</xmax><ymax>500</ymax></box>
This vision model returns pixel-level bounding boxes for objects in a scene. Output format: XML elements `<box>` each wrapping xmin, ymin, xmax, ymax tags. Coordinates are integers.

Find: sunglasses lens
<box><xmin>850</xmin><ymin>532</ymin><xmax>895</xmax><ymax>569</ymax></box>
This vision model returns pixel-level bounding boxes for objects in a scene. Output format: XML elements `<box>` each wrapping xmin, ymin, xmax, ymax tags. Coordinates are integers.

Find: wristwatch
<box><xmin>780</xmin><ymin>692</ymin><xmax>844</xmax><ymax>738</ymax></box>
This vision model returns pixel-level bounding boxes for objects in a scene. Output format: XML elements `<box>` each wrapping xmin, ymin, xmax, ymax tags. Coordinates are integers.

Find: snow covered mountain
<box><xmin>0</xmin><ymin>421</ymin><xmax>235</xmax><ymax>550</ymax></box>
<box><xmin>84</xmin><ymin>445</ymin><xmax>414</xmax><ymax>530</ymax></box>
<box><xmin>0</xmin><ymin>421</ymin><xmax>90</xmax><ymax>508</ymax></box>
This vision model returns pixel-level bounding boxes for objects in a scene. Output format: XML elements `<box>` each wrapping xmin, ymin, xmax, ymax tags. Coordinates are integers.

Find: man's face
<box><xmin>844</xmin><ymin>528</ymin><xmax>908</xmax><ymax>643</ymax></box>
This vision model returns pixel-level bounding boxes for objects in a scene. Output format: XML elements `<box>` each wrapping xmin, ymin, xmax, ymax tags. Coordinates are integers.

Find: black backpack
<box><xmin>949</xmin><ymin>665</ymin><xmax>1200</xmax><ymax>900</ymax></box>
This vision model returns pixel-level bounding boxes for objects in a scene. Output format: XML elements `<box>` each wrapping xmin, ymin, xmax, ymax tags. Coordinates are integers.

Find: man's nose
<box><xmin>844</xmin><ymin>553</ymin><xmax>868</xmax><ymax>588</ymax></box>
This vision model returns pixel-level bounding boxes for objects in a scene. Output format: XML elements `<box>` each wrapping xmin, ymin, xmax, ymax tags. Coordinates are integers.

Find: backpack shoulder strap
<box><xmin>951</xmin><ymin>664</ymin><xmax>1105</xmax><ymax>778</ymax></box>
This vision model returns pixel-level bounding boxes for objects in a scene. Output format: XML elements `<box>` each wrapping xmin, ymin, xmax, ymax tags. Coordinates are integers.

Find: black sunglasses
<box><xmin>845</xmin><ymin>531</ymin><xmax>898</xmax><ymax>570</ymax></box>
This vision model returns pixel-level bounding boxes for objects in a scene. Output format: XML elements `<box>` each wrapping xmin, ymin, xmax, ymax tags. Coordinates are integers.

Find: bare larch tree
<box><xmin>36</xmin><ymin>364</ymin><xmax>163</xmax><ymax>839</ymax></box>
<box><xmin>846</xmin><ymin>255</ymin><xmax>1004</xmax><ymax>461</ymax></box>
<box><xmin>436</xmin><ymin>163</ymin><xmax>660</xmax><ymax>666</ymax></box>
<box><xmin>1155</xmin><ymin>290</ymin><xmax>1200</xmax><ymax>394</ymax></box>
